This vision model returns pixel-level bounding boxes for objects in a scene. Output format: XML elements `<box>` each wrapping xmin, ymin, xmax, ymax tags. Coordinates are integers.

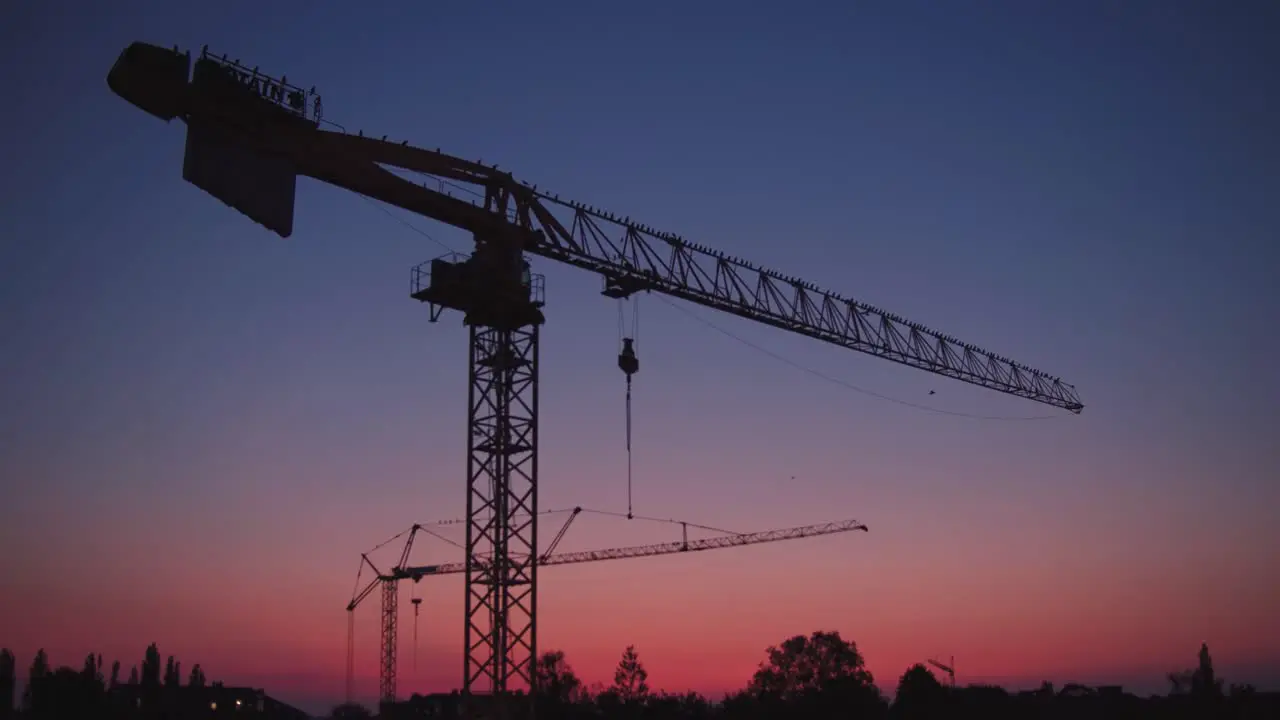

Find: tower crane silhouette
<box><xmin>928</xmin><ymin>656</ymin><xmax>956</xmax><ymax>687</ymax></box>
<box><xmin>106</xmin><ymin>42</ymin><xmax>1084</xmax><ymax>709</ymax></box>
<box><xmin>346</xmin><ymin>512</ymin><xmax>870</xmax><ymax>705</ymax></box>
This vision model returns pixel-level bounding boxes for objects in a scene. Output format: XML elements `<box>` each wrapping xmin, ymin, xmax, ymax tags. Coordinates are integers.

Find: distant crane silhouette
<box><xmin>347</xmin><ymin>514</ymin><xmax>869</xmax><ymax>704</ymax></box>
<box><xmin>929</xmin><ymin>656</ymin><xmax>956</xmax><ymax>687</ymax></box>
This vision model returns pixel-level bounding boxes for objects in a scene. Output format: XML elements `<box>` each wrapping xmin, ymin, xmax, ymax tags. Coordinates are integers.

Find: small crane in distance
<box><xmin>346</xmin><ymin>513</ymin><xmax>870</xmax><ymax>704</ymax></box>
<box><xmin>106</xmin><ymin>43</ymin><xmax>1084</xmax><ymax>709</ymax></box>
<box><xmin>929</xmin><ymin>656</ymin><xmax>956</xmax><ymax>688</ymax></box>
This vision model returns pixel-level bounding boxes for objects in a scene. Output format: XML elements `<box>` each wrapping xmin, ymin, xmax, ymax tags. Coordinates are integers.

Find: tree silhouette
<box><xmin>535</xmin><ymin>649</ymin><xmax>583</xmax><ymax>705</ymax></box>
<box><xmin>1192</xmin><ymin>642</ymin><xmax>1223</xmax><ymax>699</ymax></box>
<box><xmin>0</xmin><ymin>648</ymin><xmax>14</xmax><ymax>712</ymax></box>
<box><xmin>109</xmin><ymin>660</ymin><xmax>120</xmax><ymax>690</ymax></box>
<box><xmin>892</xmin><ymin>664</ymin><xmax>946</xmax><ymax>718</ymax></box>
<box><xmin>80</xmin><ymin>653</ymin><xmax>102</xmax><ymax>688</ymax></box>
<box><xmin>128</xmin><ymin>665</ymin><xmax>139</xmax><ymax>685</ymax></box>
<box><xmin>643</xmin><ymin>690</ymin><xmax>713</xmax><ymax>719</ymax></box>
<box><xmin>25</xmin><ymin>665</ymin><xmax>104</xmax><ymax>720</ymax></box>
<box><xmin>612</xmin><ymin>645</ymin><xmax>650</xmax><ymax>704</ymax></box>
<box><xmin>164</xmin><ymin>656</ymin><xmax>181</xmax><ymax>687</ymax></box>
<box><xmin>1168</xmin><ymin>642</ymin><xmax>1226</xmax><ymax>703</ymax></box>
<box><xmin>22</xmin><ymin>649</ymin><xmax>49</xmax><ymax>711</ymax></box>
<box><xmin>3</xmin><ymin>633</ymin><xmax>1274</xmax><ymax>719</ymax></box>
<box><xmin>742</xmin><ymin>631</ymin><xmax>886</xmax><ymax>718</ymax></box>
<box><xmin>141</xmin><ymin>644</ymin><xmax>160</xmax><ymax>688</ymax></box>
<box><xmin>0</xmin><ymin>649</ymin><xmax>14</xmax><ymax>719</ymax></box>
<box><xmin>748</xmin><ymin>630</ymin><xmax>873</xmax><ymax>700</ymax></box>
<box><xmin>1168</xmin><ymin>669</ymin><xmax>1194</xmax><ymax>695</ymax></box>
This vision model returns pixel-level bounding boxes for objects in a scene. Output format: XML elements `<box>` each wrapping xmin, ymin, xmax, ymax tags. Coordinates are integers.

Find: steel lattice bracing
<box><xmin>379</xmin><ymin>578</ymin><xmax>398</xmax><ymax>704</ymax></box>
<box><xmin>465</xmin><ymin>324</ymin><xmax>540</xmax><ymax>695</ymax></box>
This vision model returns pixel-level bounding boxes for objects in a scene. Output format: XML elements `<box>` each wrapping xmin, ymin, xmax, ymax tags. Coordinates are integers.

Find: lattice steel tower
<box><xmin>379</xmin><ymin>576</ymin><xmax>398</xmax><ymax>702</ymax></box>
<box><xmin>410</xmin><ymin>225</ymin><xmax>546</xmax><ymax>697</ymax></box>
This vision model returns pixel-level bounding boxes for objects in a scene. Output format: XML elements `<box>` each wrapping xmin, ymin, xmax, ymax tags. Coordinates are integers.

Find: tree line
<box><xmin>0</xmin><ymin>643</ymin><xmax>214</xmax><ymax>719</ymax></box>
<box><xmin>335</xmin><ymin>633</ymin><xmax>1273</xmax><ymax>720</ymax></box>
<box><xmin>2</xmin><ymin>633</ymin><xmax>1272</xmax><ymax>719</ymax></box>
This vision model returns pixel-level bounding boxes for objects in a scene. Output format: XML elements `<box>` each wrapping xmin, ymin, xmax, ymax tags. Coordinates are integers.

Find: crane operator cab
<box><xmin>412</xmin><ymin>245</ymin><xmax>544</xmax><ymax>328</ymax></box>
<box><xmin>472</xmin><ymin>253</ymin><xmax>544</xmax><ymax>328</ymax></box>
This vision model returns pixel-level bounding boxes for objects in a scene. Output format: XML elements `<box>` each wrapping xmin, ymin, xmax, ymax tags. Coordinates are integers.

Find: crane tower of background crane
<box><xmin>105</xmin><ymin>42</ymin><xmax>1084</xmax><ymax>715</ymax></box>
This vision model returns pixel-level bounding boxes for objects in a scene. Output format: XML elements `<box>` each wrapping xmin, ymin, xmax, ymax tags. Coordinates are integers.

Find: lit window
<box><xmin>211</xmin><ymin>701</ymin><xmax>217</xmax><ymax>710</ymax></box>
<box><xmin>236</xmin><ymin>699</ymin><xmax>242</xmax><ymax>707</ymax></box>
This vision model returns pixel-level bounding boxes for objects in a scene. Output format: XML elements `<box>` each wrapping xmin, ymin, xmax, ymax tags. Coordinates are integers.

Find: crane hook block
<box><xmin>618</xmin><ymin>338</ymin><xmax>639</xmax><ymax>377</ymax></box>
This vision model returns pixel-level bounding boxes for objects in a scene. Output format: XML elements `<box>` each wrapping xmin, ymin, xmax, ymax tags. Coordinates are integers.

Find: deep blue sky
<box><xmin>2</xmin><ymin>0</ymin><xmax>1277</xmax><ymax>712</ymax></box>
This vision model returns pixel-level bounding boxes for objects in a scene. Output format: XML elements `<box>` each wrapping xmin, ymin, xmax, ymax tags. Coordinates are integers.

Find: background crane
<box><xmin>928</xmin><ymin>657</ymin><xmax>956</xmax><ymax>688</ymax></box>
<box><xmin>106</xmin><ymin>42</ymin><xmax>1083</xmax><ymax>707</ymax></box>
<box><xmin>347</xmin><ymin>511</ymin><xmax>870</xmax><ymax>705</ymax></box>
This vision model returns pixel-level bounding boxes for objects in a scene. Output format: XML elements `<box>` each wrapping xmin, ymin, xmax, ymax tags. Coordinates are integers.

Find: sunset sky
<box><xmin>1</xmin><ymin>0</ymin><xmax>1277</xmax><ymax>715</ymax></box>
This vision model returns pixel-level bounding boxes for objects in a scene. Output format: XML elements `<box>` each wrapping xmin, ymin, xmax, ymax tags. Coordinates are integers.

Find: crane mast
<box><xmin>107</xmin><ymin>42</ymin><xmax>1083</xmax><ymax>711</ymax></box>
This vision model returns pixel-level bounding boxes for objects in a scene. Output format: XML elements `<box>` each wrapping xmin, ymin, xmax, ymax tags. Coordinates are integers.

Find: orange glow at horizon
<box><xmin>4</xmin><ymin>505</ymin><xmax>1276</xmax><ymax>711</ymax></box>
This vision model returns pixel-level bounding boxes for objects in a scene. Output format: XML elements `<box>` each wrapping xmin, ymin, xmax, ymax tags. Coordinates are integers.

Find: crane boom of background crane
<box><xmin>400</xmin><ymin>517</ymin><xmax>868</xmax><ymax>581</ymax></box>
<box><xmin>346</xmin><ymin>517</ymin><xmax>868</xmax><ymax>618</ymax></box>
<box><xmin>106</xmin><ymin>43</ymin><xmax>1083</xmax><ymax>413</ymax></box>
<box><xmin>343</xmin><ymin>515</ymin><xmax>869</xmax><ymax>705</ymax></box>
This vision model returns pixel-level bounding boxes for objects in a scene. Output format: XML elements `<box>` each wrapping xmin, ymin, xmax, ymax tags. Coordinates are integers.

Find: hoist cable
<box><xmin>625</xmin><ymin>376</ymin><xmax>633</xmax><ymax>518</ymax></box>
<box><xmin>632</xmin><ymin>295</ymin><xmax>640</xmax><ymax>343</ymax></box>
